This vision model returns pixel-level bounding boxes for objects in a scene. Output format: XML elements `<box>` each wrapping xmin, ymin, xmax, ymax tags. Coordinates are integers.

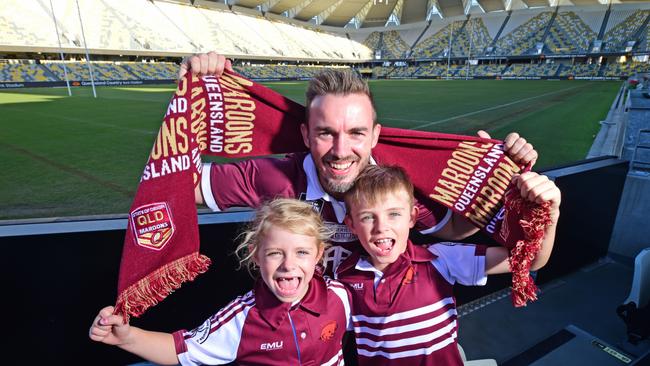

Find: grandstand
<box><xmin>1</xmin><ymin>1</ymin><xmax>649</xmax><ymax>85</ymax></box>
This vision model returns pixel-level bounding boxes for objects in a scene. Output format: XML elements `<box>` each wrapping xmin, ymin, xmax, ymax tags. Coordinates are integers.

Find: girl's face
<box><xmin>254</xmin><ymin>225</ymin><xmax>323</xmax><ymax>303</ymax></box>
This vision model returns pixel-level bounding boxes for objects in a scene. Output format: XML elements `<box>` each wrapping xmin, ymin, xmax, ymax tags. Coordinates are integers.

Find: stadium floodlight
<box><xmin>48</xmin><ymin>0</ymin><xmax>71</xmax><ymax>97</ymax></box>
<box><xmin>75</xmin><ymin>0</ymin><xmax>97</xmax><ymax>98</ymax></box>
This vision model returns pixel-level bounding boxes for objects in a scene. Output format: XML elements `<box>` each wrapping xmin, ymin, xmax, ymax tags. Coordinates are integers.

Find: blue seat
<box><xmin>617</xmin><ymin>247</ymin><xmax>650</xmax><ymax>344</ymax></box>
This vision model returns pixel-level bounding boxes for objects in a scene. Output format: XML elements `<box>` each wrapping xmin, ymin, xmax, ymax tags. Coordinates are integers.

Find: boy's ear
<box><xmin>316</xmin><ymin>245</ymin><xmax>324</xmax><ymax>263</ymax></box>
<box><xmin>409</xmin><ymin>205</ymin><xmax>419</xmax><ymax>229</ymax></box>
<box><xmin>344</xmin><ymin>215</ymin><xmax>356</xmax><ymax>234</ymax></box>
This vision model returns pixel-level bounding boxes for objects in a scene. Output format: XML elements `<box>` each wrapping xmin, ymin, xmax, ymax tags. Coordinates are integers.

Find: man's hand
<box><xmin>477</xmin><ymin>130</ymin><xmax>538</xmax><ymax>167</ymax></box>
<box><xmin>178</xmin><ymin>51</ymin><xmax>233</xmax><ymax>79</ymax></box>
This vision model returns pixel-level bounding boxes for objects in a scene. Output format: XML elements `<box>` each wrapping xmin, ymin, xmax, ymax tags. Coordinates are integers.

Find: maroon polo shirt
<box><xmin>336</xmin><ymin>241</ymin><xmax>487</xmax><ymax>366</ymax></box>
<box><xmin>174</xmin><ymin>275</ymin><xmax>351</xmax><ymax>365</ymax></box>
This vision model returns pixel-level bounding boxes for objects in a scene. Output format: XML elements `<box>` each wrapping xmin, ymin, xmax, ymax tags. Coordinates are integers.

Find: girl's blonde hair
<box><xmin>235</xmin><ymin>198</ymin><xmax>332</xmax><ymax>275</ymax></box>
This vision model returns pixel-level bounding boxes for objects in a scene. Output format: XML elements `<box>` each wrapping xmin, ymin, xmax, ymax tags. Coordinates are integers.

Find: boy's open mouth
<box><xmin>374</xmin><ymin>238</ymin><xmax>395</xmax><ymax>256</ymax></box>
<box><xmin>275</xmin><ymin>276</ymin><xmax>302</xmax><ymax>296</ymax></box>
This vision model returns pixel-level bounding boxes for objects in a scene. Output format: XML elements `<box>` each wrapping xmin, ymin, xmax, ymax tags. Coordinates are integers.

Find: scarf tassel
<box><xmin>114</xmin><ymin>253</ymin><xmax>211</xmax><ymax>322</ymax></box>
<box><xmin>505</xmin><ymin>190</ymin><xmax>553</xmax><ymax>307</ymax></box>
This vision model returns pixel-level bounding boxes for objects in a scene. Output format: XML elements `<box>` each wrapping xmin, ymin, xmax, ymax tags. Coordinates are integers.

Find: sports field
<box><xmin>0</xmin><ymin>79</ymin><xmax>621</xmax><ymax>220</ymax></box>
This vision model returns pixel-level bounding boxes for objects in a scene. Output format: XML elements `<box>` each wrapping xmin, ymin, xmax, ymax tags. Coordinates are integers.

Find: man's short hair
<box><xmin>344</xmin><ymin>165</ymin><xmax>415</xmax><ymax>213</ymax></box>
<box><xmin>305</xmin><ymin>69</ymin><xmax>376</xmax><ymax>124</ymax></box>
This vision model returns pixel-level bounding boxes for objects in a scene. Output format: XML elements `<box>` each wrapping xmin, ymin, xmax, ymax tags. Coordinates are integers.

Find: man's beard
<box><xmin>320</xmin><ymin>156</ymin><xmax>369</xmax><ymax>195</ymax></box>
<box><xmin>323</xmin><ymin>177</ymin><xmax>355</xmax><ymax>194</ymax></box>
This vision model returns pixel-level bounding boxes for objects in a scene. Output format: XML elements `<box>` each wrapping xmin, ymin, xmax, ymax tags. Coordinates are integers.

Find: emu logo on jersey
<box><xmin>260</xmin><ymin>341</ymin><xmax>283</xmax><ymax>351</ymax></box>
<box><xmin>130</xmin><ymin>202</ymin><xmax>175</xmax><ymax>251</ymax></box>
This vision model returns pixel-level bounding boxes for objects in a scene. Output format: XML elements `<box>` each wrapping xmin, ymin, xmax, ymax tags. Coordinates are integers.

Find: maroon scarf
<box><xmin>114</xmin><ymin>72</ymin><xmax>551</xmax><ymax>320</ymax></box>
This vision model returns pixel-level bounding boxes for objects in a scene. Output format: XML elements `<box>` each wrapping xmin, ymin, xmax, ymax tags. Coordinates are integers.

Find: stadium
<box><xmin>1</xmin><ymin>0</ymin><xmax>650</xmax><ymax>364</ymax></box>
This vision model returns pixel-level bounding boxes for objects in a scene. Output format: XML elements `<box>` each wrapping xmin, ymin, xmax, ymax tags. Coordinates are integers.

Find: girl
<box><xmin>89</xmin><ymin>199</ymin><xmax>352</xmax><ymax>365</ymax></box>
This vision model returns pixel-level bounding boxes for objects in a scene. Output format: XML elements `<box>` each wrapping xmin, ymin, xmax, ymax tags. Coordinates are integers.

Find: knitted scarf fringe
<box><xmin>115</xmin><ymin>253</ymin><xmax>211</xmax><ymax>321</ymax></box>
<box><xmin>505</xmin><ymin>190</ymin><xmax>552</xmax><ymax>307</ymax></box>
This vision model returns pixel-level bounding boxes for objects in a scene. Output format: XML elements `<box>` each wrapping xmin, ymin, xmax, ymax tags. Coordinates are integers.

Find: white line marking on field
<box><xmin>382</xmin><ymin>85</ymin><xmax>584</xmax><ymax>129</ymax></box>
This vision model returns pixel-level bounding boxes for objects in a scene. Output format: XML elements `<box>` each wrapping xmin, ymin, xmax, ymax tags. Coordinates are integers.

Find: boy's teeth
<box><xmin>375</xmin><ymin>239</ymin><xmax>394</xmax><ymax>252</ymax></box>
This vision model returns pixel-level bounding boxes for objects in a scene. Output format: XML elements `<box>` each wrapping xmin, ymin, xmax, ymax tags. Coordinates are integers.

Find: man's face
<box><xmin>301</xmin><ymin>93</ymin><xmax>381</xmax><ymax>199</ymax></box>
<box><xmin>345</xmin><ymin>189</ymin><xmax>417</xmax><ymax>272</ymax></box>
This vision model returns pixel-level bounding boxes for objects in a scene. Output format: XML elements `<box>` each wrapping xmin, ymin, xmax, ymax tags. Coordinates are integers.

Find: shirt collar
<box><xmin>336</xmin><ymin>240</ymin><xmax>437</xmax><ymax>276</ymax></box>
<box><xmin>254</xmin><ymin>274</ymin><xmax>328</xmax><ymax>330</ymax></box>
<box><xmin>303</xmin><ymin>154</ymin><xmax>377</xmax><ymax>223</ymax></box>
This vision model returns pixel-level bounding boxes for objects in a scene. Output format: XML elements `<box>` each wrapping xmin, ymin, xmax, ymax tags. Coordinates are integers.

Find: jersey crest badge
<box><xmin>130</xmin><ymin>202</ymin><xmax>175</xmax><ymax>251</ymax></box>
<box><xmin>320</xmin><ymin>320</ymin><xmax>338</xmax><ymax>341</ymax></box>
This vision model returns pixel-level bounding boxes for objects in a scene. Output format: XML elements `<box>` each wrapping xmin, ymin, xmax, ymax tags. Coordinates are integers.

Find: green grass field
<box><xmin>0</xmin><ymin>79</ymin><xmax>621</xmax><ymax>220</ymax></box>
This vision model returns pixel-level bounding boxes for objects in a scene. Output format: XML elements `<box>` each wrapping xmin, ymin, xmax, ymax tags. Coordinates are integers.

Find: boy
<box><xmin>336</xmin><ymin>165</ymin><xmax>560</xmax><ymax>365</ymax></box>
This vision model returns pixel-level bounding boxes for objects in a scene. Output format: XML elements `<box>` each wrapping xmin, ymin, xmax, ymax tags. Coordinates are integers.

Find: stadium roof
<box><xmin>202</xmin><ymin>0</ymin><xmax>650</xmax><ymax>28</ymax></box>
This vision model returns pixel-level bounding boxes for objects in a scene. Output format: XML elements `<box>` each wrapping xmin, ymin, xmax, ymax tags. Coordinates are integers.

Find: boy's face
<box><xmin>345</xmin><ymin>189</ymin><xmax>417</xmax><ymax>272</ymax></box>
<box><xmin>254</xmin><ymin>225</ymin><xmax>323</xmax><ymax>303</ymax></box>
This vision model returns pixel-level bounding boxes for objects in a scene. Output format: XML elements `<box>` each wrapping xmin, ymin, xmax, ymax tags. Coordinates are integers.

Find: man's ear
<box><xmin>371</xmin><ymin>123</ymin><xmax>381</xmax><ymax>148</ymax></box>
<box><xmin>300</xmin><ymin>123</ymin><xmax>310</xmax><ymax>148</ymax></box>
<box><xmin>409</xmin><ymin>205</ymin><xmax>419</xmax><ymax>229</ymax></box>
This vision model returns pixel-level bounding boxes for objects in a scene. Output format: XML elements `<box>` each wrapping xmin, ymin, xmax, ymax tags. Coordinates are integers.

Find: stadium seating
<box><xmin>603</xmin><ymin>10</ymin><xmax>650</xmax><ymax>53</ymax></box>
<box><xmin>494</xmin><ymin>12</ymin><xmax>553</xmax><ymax>56</ymax></box>
<box><xmin>502</xmin><ymin>63</ymin><xmax>559</xmax><ymax>77</ymax></box>
<box><xmin>411</xmin><ymin>20</ymin><xmax>465</xmax><ymax>59</ymax></box>
<box><xmin>39</xmin><ymin>61</ymin><xmax>178</xmax><ymax>82</ymax></box>
<box><xmin>2</xmin><ymin>1</ymin><xmax>650</xmax><ymax>83</ymax></box>
<box><xmin>234</xmin><ymin>64</ymin><xmax>350</xmax><ymax>80</ymax></box>
<box><xmin>545</xmin><ymin>12</ymin><xmax>596</xmax><ymax>55</ymax></box>
<box><xmin>558</xmin><ymin>63</ymin><xmax>600</xmax><ymax>78</ymax></box>
<box><xmin>122</xmin><ymin>62</ymin><xmax>177</xmax><ymax>80</ymax></box>
<box><xmin>0</xmin><ymin>0</ymin><xmax>370</xmax><ymax>61</ymax></box>
<box><xmin>450</xmin><ymin>18</ymin><xmax>492</xmax><ymax>57</ymax></box>
<box><xmin>381</xmin><ymin>31</ymin><xmax>411</xmax><ymax>59</ymax></box>
<box><xmin>0</xmin><ymin>62</ymin><xmax>57</xmax><ymax>82</ymax></box>
<box><xmin>413</xmin><ymin>63</ymin><xmax>448</xmax><ymax>77</ymax></box>
<box><xmin>603</xmin><ymin>62</ymin><xmax>650</xmax><ymax>77</ymax></box>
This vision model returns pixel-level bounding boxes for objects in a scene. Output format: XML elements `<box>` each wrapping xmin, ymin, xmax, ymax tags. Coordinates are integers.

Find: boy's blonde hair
<box><xmin>235</xmin><ymin>198</ymin><xmax>332</xmax><ymax>275</ymax></box>
<box><xmin>344</xmin><ymin>165</ymin><xmax>415</xmax><ymax>213</ymax></box>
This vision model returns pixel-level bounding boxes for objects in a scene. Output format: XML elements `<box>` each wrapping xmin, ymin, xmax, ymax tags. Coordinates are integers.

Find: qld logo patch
<box><xmin>130</xmin><ymin>202</ymin><xmax>175</xmax><ymax>251</ymax></box>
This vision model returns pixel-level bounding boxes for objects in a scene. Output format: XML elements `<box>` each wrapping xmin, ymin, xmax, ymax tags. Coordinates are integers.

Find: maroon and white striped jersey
<box><xmin>201</xmin><ymin>153</ymin><xmax>450</xmax><ymax>274</ymax></box>
<box><xmin>335</xmin><ymin>241</ymin><xmax>488</xmax><ymax>366</ymax></box>
<box><xmin>173</xmin><ymin>275</ymin><xmax>352</xmax><ymax>366</ymax></box>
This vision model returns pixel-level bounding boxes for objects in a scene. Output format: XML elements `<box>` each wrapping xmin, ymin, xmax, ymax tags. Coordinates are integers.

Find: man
<box><xmin>181</xmin><ymin>52</ymin><xmax>539</xmax><ymax>272</ymax></box>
